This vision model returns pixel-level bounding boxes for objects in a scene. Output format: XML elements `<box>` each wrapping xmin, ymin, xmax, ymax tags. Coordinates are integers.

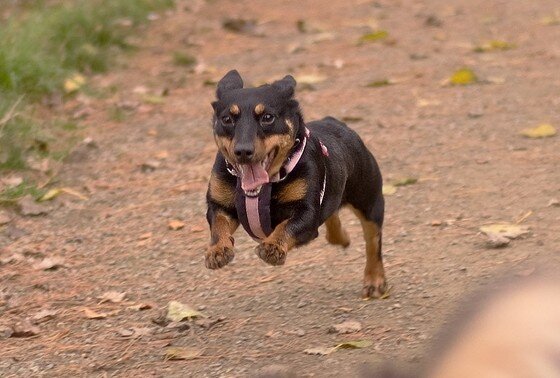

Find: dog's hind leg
<box><xmin>351</xmin><ymin>202</ymin><xmax>387</xmax><ymax>299</ymax></box>
<box><xmin>325</xmin><ymin>212</ymin><xmax>350</xmax><ymax>248</ymax></box>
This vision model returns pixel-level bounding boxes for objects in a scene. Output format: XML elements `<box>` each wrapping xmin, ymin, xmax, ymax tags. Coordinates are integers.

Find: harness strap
<box><xmin>231</xmin><ymin>128</ymin><xmax>328</xmax><ymax>241</ymax></box>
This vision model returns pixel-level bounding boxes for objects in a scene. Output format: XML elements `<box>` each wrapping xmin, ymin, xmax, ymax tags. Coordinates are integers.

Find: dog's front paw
<box><xmin>255</xmin><ymin>242</ymin><xmax>287</xmax><ymax>266</ymax></box>
<box><xmin>205</xmin><ymin>244</ymin><xmax>234</xmax><ymax>269</ymax></box>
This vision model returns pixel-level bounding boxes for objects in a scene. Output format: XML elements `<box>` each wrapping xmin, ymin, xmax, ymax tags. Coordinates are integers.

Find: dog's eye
<box><xmin>221</xmin><ymin>115</ymin><xmax>234</xmax><ymax>126</ymax></box>
<box><xmin>260</xmin><ymin>114</ymin><xmax>275</xmax><ymax>125</ymax></box>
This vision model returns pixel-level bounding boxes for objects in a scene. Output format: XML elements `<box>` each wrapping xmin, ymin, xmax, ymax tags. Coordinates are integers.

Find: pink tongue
<box><xmin>240</xmin><ymin>163</ymin><xmax>269</xmax><ymax>191</ymax></box>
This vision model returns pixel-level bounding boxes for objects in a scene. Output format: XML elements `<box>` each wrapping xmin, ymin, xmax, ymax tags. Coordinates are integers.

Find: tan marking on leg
<box><xmin>229</xmin><ymin>104</ymin><xmax>240</xmax><ymax>115</ymax></box>
<box><xmin>255</xmin><ymin>220</ymin><xmax>297</xmax><ymax>266</ymax></box>
<box><xmin>277</xmin><ymin>178</ymin><xmax>307</xmax><ymax>203</ymax></box>
<box><xmin>206</xmin><ymin>210</ymin><xmax>239</xmax><ymax>269</ymax></box>
<box><xmin>264</xmin><ymin>134</ymin><xmax>294</xmax><ymax>177</ymax></box>
<box><xmin>208</xmin><ymin>173</ymin><xmax>235</xmax><ymax>208</ymax></box>
<box><xmin>325</xmin><ymin>212</ymin><xmax>350</xmax><ymax>247</ymax></box>
<box><xmin>351</xmin><ymin>207</ymin><xmax>387</xmax><ymax>299</ymax></box>
<box><xmin>254</xmin><ymin>103</ymin><xmax>265</xmax><ymax>115</ymax></box>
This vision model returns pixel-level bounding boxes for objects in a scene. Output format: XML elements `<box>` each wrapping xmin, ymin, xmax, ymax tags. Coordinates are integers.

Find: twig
<box><xmin>0</xmin><ymin>96</ymin><xmax>24</xmax><ymax>133</ymax></box>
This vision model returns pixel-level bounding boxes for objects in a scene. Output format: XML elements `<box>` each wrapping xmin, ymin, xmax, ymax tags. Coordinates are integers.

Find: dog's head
<box><xmin>211</xmin><ymin>70</ymin><xmax>304</xmax><ymax>196</ymax></box>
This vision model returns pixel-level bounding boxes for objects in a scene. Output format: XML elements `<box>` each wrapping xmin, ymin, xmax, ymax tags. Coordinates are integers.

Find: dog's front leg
<box><xmin>205</xmin><ymin>208</ymin><xmax>239</xmax><ymax>269</ymax></box>
<box><xmin>255</xmin><ymin>209</ymin><xmax>319</xmax><ymax>266</ymax></box>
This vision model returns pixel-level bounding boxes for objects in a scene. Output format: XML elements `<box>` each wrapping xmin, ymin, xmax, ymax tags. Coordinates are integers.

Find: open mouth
<box><xmin>238</xmin><ymin>148</ymin><xmax>277</xmax><ymax>197</ymax></box>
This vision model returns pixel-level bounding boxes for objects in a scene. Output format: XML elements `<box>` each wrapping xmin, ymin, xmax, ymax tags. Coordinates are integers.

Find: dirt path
<box><xmin>1</xmin><ymin>0</ymin><xmax>560</xmax><ymax>376</ymax></box>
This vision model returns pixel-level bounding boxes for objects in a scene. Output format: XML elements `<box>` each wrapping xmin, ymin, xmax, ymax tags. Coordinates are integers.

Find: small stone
<box><xmin>297</xmin><ymin>300</ymin><xmax>308</xmax><ymax>308</ymax></box>
<box><xmin>486</xmin><ymin>234</ymin><xmax>510</xmax><ymax>248</ymax></box>
<box><xmin>548</xmin><ymin>198</ymin><xmax>560</xmax><ymax>207</ymax></box>
<box><xmin>0</xmin><ymin>325</ymin><xmax>13</xmax><ymax>339</ymax></box>
<box><xmin>18</xmin><ymin>195</ymin><xmax>49</xmax><ymax>216</ymax></box>
<box><xmin>328</xmin><ymin>320</ymin><xmax>362</xmax><ymax>334</ymax></box>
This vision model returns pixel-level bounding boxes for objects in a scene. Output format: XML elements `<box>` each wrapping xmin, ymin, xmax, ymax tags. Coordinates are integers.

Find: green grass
<box><xmin>0</xmin><ymin>181</ymin><xmax>46</xmax><ymax>204</ymax></box>
<box><xmin>0</xmin><ymin>0</ymin><xmax>175</xmax><ymax>172</ymax></box>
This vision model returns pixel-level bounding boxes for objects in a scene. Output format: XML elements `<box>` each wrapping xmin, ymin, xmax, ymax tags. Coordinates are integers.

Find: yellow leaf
<box><xmin>358</xmin><ymin>30</ymin><xmax>389</xmax><ymax>43</ymax></box>
<box><xmin>393</xmin><ymin>177</ymin><xmax>418</xmax><ymax>187</ymax></box>
<box><xmin>64</xmin><ymin>74</ymin><xmax>86</xmax><ymax>93</ymax></box>
<box><xmin>142</xmin><ymin>95</ymin><xmax>165</xmax><ymax>104</ymax></box>
<box><xmin>450</xmin><ymin>68</ymin><xmax>477</xmax><ymax>85</ymax></box>
<box><xmin>520</xmin><ymin>124</ymin><xmax>556</xmax><ymax>138</ymax></box>
<box><xmin>366</xmin><ymin>79</ymin><xmax>392</xmax><ymax>88</ymax></box>
<box><xmin>382</xmin><ymin>184</ymin><xmax>397</xmax><ymax>195</ymax></box>
<box><xmin>474</xmin><ymin>40</ymin><xmax>516</xmax><ymax>52</ymax></box>
<box><xmin>38</xmin><ymin>188</ymin><xmax>62</xmax><ymax>202</ymax></box>
<box><xmin>166</xmin><ymin>301</ymin><xmax>206</xmax><ymax>322</ymax></box>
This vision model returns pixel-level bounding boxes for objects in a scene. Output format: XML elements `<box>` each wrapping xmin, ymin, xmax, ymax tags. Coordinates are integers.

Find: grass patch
<box><xmin>172</xmin><ymin>51</ymin><xmax>197</xmax><ymax>67</ymax></box>
<box><xmin>0</xmin><ymin>181</ymin><xmax>46</xmax><ymax>204</ymax></box>
<box><xmin>0</xmin><ymin>0</ymin><xmax>175</xmax><ymax>174</ymax></box>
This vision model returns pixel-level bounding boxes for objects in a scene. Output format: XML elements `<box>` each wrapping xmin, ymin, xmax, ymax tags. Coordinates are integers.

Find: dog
<box><xmin>205</xmin><ymin>70</ymin><xmax>387</xmax><ymax>298</ymax></box>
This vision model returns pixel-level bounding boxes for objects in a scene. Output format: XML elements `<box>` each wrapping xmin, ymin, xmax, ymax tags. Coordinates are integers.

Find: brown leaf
<box><xmin>164</xmin><ymin>347</ymin><xmax>203</xmax><ymax>361</ymax></box>
<box><xmin>168</xmin><ymin>220</ymin><xmax>186</xmax><ymax>231</ymax></box>
<box><xmin>83</xmin><ymin>308</ymin><xmax>108</xmax><ymax>319</ymax></box>
<box><xmin>98</xmin><ymin>291</ymin><xmax>126</xmax><ymax>304</ymax></box>
<box><xmin>33</xmin><ymin>257</ymin><xmax>65</xmax><ymax>271</ymax></box>
<box><xmin>328</xmin><ymin>320</ymin><xmax>362</xmax><ymax>334</ymax></box>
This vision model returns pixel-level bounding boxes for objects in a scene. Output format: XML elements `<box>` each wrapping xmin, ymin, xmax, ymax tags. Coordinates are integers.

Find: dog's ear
<box><xmin>216</xmin><ymin>70</ymin><xmax>243</xmax><ymax>99</ymax></box>
<box><xmin>272</xmin><ymin>75</ymin><xmax>297</xmax><ymax>99</ymax></box>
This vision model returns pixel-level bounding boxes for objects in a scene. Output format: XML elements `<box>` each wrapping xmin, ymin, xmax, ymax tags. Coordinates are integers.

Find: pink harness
<box><xmin>228</xmin><ymin>128</ymin><xmax>328</xmax><ymax>240</ymax></box>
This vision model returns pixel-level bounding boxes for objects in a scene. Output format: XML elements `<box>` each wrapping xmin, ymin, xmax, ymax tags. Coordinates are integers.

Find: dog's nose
<box><xmin>234</xmin><ymin>144</ymin><xmax>254</xmax><ymax>162</ymax></box>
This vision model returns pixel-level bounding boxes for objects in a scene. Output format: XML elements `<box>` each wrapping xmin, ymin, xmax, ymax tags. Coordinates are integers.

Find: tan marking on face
<box><xmin>263</xmin><ymin>134</ymin><xmax>295</xmax><ymax>177</ymax></box>
<box><xmin>208</xmin><ymin>173</ymin><xmax>235</xmax><ymax>208</ymax></box>
<box><xmin>209</xmin><ymin>210</ymin><xmax>238</xmax><ymax>247</ymax></box>
<box><xmin>229</xmin><ymin>104</ymin><xmax>240</xmax><ymax>115</ymax></box>
<box><xmin>254</xmin><ymin>103</ymin><xmax>265</xmax><ymax>115</ymax></box>
<box><xmin>214</xmin><ymin>135</ymin><xmax>235</xmax><ymax>162</ymax></box>
<box><xmin>285</xmin><ymin>119</ymin><xmax>294</xmax><ymax>135</ymax></box>
<box><xmin>277</xmin><ymin>178</ymin><xmax>307</xmax><ymax>203</ymax></box>
<box><xmin>263</xmin><ymin>219</ymin><xmax>297</xmax><ymax>251</ymax></box>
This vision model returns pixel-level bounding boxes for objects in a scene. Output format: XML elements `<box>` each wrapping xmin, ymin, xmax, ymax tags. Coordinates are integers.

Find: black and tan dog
<box><xmin>205</xmin><ymin>70</ymin><xmax>387</xmax><ymax>298</ymax></box>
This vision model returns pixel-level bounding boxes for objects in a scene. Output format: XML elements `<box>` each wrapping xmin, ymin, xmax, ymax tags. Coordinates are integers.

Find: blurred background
<box><xmin>1</xmin><ymin>0</ymin><xmax>559</xmax><ymax>376</ymax></box>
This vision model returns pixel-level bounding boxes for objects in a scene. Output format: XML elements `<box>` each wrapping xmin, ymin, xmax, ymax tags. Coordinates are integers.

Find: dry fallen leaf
<box><xmin>480</xmin><ymin>223</ymin><xmax>530</xmax><ymax>239</ymax></box>
<box><xmin>358</xmin><ymin>30</ymin><xmax>389</xmax><ymax>43</ymax></box>
<box><xmin>168</xmin><ymin>220</ymin><xmax>186</xmax><ymax>230</ymax></box>
<box><xmin>328</xmin><ymin>320</ymin><xmax>362</xmax><ymax>334</ymax></box>
<box><xmin>38</xmin><ymin>188</ymin><xmax>62</xmax><ymax>202</ymax></box>
<box><xmin>33</xmin><ymin>257</ymin><xmax>65</xmax><ymax>271</ymax></box>
<box><xmin>64</xmin><ymin>73</ymin><xmax>86</xmax><ymax>93</ymax></box>
<box><xmin>83</xmin><ymin>308</ymin><xmax>108</xmax><ymax>319</ymax></box>
<box><xmin>474</xmin><ymin>40</ymin><xmax>515</xmax><ymax>52</ymax></box>
<box><xmin>519</xmin><ymin>124</ymin><xmax>556</xmax><ymax>138</ymax></box>
<box><xmin>165</xmin><ymin>347</ymin><xmax>203</xmax><ymax>361</ymax></box>
<box><xmin>382</xmin><ymin>184</ymin><xmax>397</xmax><ymax>195</ymax></box>
<box><xmin>294</xmin><ymin>74</ymin><xmax>327</xmax><ymax>85</ymax></box>
<box><xmin>98</xmin><ymin>291</ymin><xmax>127</xmax><ymax>304</ymax></box>
<box><xmin>166</xmin><ymin>301</ymin><xmax>206</xmax><ymax>322</ymax></box>
<box><xmin>393</xmin><ymin>177</ymin><xmax>418</xmax><ymax>187</ymax></box>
